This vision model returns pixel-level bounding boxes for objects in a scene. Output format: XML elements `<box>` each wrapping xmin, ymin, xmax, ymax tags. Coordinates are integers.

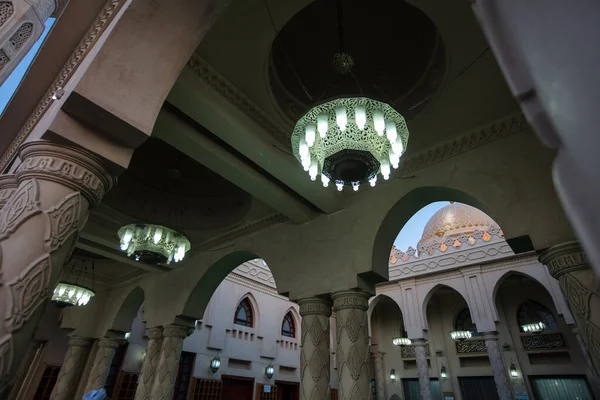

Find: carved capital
<box><xmin>68</xmin><ymin>336</ymin><xmax>94</xmax><ymax>348</ymax></box>
<box><xmin>16</xmin><ymin>141</ymin><xmax>116</xmax><ymax>207</ymax></box>
<box><xmin>299</xmin><ymin>296</ymin><xmax>332</xmax><ymax>317</ymax></box>
<box><xmin>332</xmin><ymin>290</ymin><xmax>370</xmax><ymax>312</ymax></box>
<box><xmin>147</xmin><ymin>327</ymin><xmax>164</xmax><ymax>340</ymax></box>
<box><xmin>98</xmin><ymin>337</ymin><xmax>122</xmax><ymax>349</ymax></box>
<box><xmin>162</xmin><ymin>324</ymin><xmax>190</xmax><ymax>339</ymax></box>
<box><xmin>0</xmin><ymin>175</ymin><xmax>18</xmax><ymax>210</ymax></box>
<box><xmin>482</xmin><ymin>332</ymin><xmax>500</xmax><ymax>341</ymax></box>
<box><xmin>539</xmin><ymin>241</ymin><xmax>589</xmax><ymax>279</ymax></box>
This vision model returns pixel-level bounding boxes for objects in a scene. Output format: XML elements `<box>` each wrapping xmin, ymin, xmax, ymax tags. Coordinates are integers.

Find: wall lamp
<box><xmin>510</xmin><ymin>363</ymin><xmax>519</xmax><ymax>377</ymax></box>
<box><xmin>210</xmin><ymin>356</ymin><xmax>221</xmax><ymax>373</ymax></box>
<box><xmin>390</xmin><ymin>369</ymin><xmax>396</xmax><ymax>381</ymax></box>
<box><xmin>440</xmin><ymin>366</ymin><xmax>447</xmax><ymax>379</ymax></box>
<box><xmin>265</xmin><ymin>364</ymin><xmax>275</xmax><ymax>379</ymax></box>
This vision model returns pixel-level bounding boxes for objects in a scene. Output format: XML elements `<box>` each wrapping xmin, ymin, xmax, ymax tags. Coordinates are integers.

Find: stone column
<box><xmin>298</xmin><ymin>296</ymin><xmax>332</xmax><ymax>400</ymax></box>
<box><xmin>413</xmin><ymin>339</ymin><xmax>432</xmax><ymax>400</ymax></box>
<box><xmin>150</xmin><ymin>325</ymin><xmax>189</xmax><ymax>400</ymax></box>
<box><xmin>482</xmin><ymin>332</ymin><xmax>512</xmax><ymax>400</ymax></box>
<box><xmin>371</xmin><ymin>351</ymin><xmax>387</xmax><ymax>400</ymax></box>
<box><xmin>134</xmin><ymin>327</ymin><xmax>164</xmax><ymax>400</ymax></box>
<box><xmin>49</xmin><ymin>336</ymin><xmax>93</xmax><ymax>400</ymax></box>
<box><xmin>540</xmin><ymin>242</ymin><xmax>600</xmax><ymax>374</ymax></box>
<box><xmin>84</xmin><ymin>337</ymin><xmax>122</xmax><ymax>393</ymax></box>
<box><xmin>332</xmin><ymin>290</ymin><xmax>371</xmax><ymax>400</ymax></box>
<box><xmin>0</xmin><ymin>141</ymin><xmax>116</xmax><ymax>390</ymax></box>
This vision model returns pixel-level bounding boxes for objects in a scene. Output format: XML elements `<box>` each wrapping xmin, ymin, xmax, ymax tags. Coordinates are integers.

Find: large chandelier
<box><xmin>450</xmin><ymin>330</ymin><xmax>472</xmax><ymax>341</ymax></box>
<box><xmin>118</xmin><ymin>224</ymin><xmax>191</xmax><ymax>264</ymax></box>
<box><xmin>291</xmin><ymin>97</ymin><xmax>409</xmax><ymax>191</ymax></box>
<box><xmin>392</xmin><ymin>337</ymin><xmax>411</xmax><ymax>347</ymax></box>
<box><xmin>52</xmin><ymin>283</ymin><xmax>94</xmax><ymax>307</ymax></box>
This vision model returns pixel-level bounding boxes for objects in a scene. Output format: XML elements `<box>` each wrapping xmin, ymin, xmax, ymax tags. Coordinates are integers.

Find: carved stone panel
<box><xmin>455</xmin><ymin>339</ymin><xmax>487</xmax><ymax>354</ymax></box>
<box><xmin>521</xmin><ymin>333</ymin><xmax>567</xmax><ymax>350</ymax></box>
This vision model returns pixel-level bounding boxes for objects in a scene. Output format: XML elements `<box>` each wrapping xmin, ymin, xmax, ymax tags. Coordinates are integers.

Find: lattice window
<box><xmin>455</xmin><ymin>308</ymin><xmax>481</xmax><ymax>336</ymax></box>
<box><xmin>0</xmin><ymin>2</ymin><xmax>13</xmax><ymax>27</ymax></box>
<box><xmin>33</xmin><ymin>365</ymin><xmax>61</xmax><ymax>400</ymax></box>
<box><xmin>0</xmin><ymin>49</ymin><xmax>9</xmax><ymax>70</ymax></box>
<box><xmin>517</xmin><ymin>300</ymin><xmax>558</xmax><ymax>332</ymax></box>
<box><xmin>9</xmin><ymin>22</ymin><xmax>33</xmax><ymax>50</ymax></box>
<box><xmin>257</xmin><ymin>383</ymin><xmax>278</xmax><ymax>400</ymax></box>
<box><xmin>114</xmin><ymin>372</ymin><xmax>138</xmax><ymax>400</ymax></box>
<box><xmin>282</xmin><ymin>312</ymin><xmax>295</xmax><ymax>338</ymax></box>
<box><xmin>190</xmin><ymin>379</ymin><xmax>222</xmax><ymax>400</ymax></box>
<box><xmin>234</xmin><ymin>298</ymin><xmax>254</xmax><ymax>327</ymax></box>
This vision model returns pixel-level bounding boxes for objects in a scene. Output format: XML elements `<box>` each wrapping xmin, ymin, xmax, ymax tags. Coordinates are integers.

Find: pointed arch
<box><xmin>110</xmin><ymin>286</ymin><xmax>145</xmax><ymax>333</ymax></box>
<box><xmin>281</xmin><ymin>311</ymin><xmax>296</xmax><ymax>338</ymax></box>
<box><xmin>421</xmin><ymin>282</ymin><xmax>472</xmax><ymax>329</ymax></box>
<box><xmin>234</xmin><ymin>293</ymin><xmax>259</xmax><ymax>328</ymax></box>
<box><xmin>517</xmin><ymin>299</ymin><xmax>558</xmax><ymax>332</ymax></box>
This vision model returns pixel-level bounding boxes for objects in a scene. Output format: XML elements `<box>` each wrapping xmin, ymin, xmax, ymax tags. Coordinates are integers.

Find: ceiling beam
<box><xmin>153</xmin><ymin>108</ymin><xmax>318</xmax><ymax>223</ymax></box>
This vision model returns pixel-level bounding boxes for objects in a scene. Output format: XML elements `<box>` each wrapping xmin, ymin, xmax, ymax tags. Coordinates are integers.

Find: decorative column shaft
<box><xmin>150</xmin><ymin>325</ymin><xmax>189</xmax><ymax>400</ymax></box>
<box><xmin>332</xmin><ymin>290</ymin><xmax>371</xmax><ymax>400</ymax></box>
<box><xmin>85</xmin><ymin>337</ymin><xmax>122</xmax><ymax>393</ymax></box>
<box><xmin>371</xmin><ymin>351</ymin><xmax>387</xmax><ymax>400</ymax></box>
<box><xmin>482</xmin><ymin>332</ymin><xmax>512</xmax><ymax>400</ymax></box>
<box><xmin>49</xmin><ymin>336</ymin><xmax>93</xmax><ymax>400</ymax></box>
<box><xmin>0</xmin><ymin>141</ymin><xmax>116</xmax><ymax>391</ymax></box>
<box><xmin>412</xmin><ymin>339</ymin><xmax>432</xmax><ymax>400</ymax></box>
<box><xmin>540</xmin><ymin>241</ymin><xmax>600</xmax><ymax>374</ymax></box>
<box><xmin>298</xmin><ymin>296</ymin><xmax>332</xmax><ymax>400</ymax></box>
<box><xmin>134</xmin><ymin>327</ymin><xmax>164</xmax><ymax>400</ymax></box>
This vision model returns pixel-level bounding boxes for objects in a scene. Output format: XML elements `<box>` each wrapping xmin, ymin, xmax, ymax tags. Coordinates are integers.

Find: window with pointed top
<box><xmin>234</xmin><ymin>298</ymin><xmax>254</xmax><ymax>327</ymax></box>
<box><xmin>282</xmin><ymin>312</ymin><xmax>295</xmax><ymax>338</ymax></box>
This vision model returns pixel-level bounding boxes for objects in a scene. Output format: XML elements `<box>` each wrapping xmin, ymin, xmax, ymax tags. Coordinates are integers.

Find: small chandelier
<box><xmin>392</xmin><ymin>337</ymin><xmax>411</xmax><ymax>347</ymax></box>
<box><xmin>292</xmin><ymin>97</ymin><xmax>409</xmax><ymax>191</ymax></box>
<box><xmin>521</xmin><ymin>322</ymin><xmax>546</xmax><ymax>333</ymax></box>
<box><xmin>450</xmin><ymin>330</ymin><xmax>472</xmax><ymax>341</ymax></box>
<box><xmin>118</xmin><ymin>224</ymin><xmax>190</xmax><ymax>265</ymax></box>
<box><xmin>51</xmin><ymin>257</ymin><xmax>95</xmax><ymax>307</ymax></box>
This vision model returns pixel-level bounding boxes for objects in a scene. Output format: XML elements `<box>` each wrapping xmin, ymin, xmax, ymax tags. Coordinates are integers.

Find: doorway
<box><xmin>222</xmin><ymin>376</ymin><xmax>254</xmax><ymax>400</ymax></box>
<box><xmin>276</xmin><ymin>380</ymin><xmax>299</xmax><ymax>400</ymax></box>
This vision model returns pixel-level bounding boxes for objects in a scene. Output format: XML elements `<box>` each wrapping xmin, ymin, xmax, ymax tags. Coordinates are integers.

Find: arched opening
<box><xmin>369</xmin><ymin>294</ymin><xmax>405</xmax><ymax>349</ymax></box>
<box><xmin>234</xmin><ymin>297</ymin><xmax>255</xmax><ymax>328</ymax></box>
<box><xmin>281</xmin><ymin>312</ymin><xmax>296</xmax><ymax>338</ymax></box>
<box><xmin>110</xmin><ymin>286</ymin><xmax>145</xmax><ymax>334</ymax></box>
<box><xmin>372</xmin><ymin>187</ymin><xmax>495</xmax><ymax>278</ymax></box>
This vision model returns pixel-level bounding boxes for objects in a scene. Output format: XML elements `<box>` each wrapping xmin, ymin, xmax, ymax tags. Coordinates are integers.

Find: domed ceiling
<box><xmin>420</xmin><ymin>202</ymin><xmax>499</xmax><ymax>243</ymax></box>
<box><xmin>103</xmin><ymin>138</ymin><xmax>252</xmax><ymax>230</ymax></box>
<box><xmin>269</xmin><ymin>0</ymin><xmax>446</xmax><ymax>122</ymax></box>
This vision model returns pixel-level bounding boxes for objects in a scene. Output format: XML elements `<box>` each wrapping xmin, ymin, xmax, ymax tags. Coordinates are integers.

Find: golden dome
<box><xmin>420</xmin><ymin>202</ymin><xmax>497</xmax><ymax>243</ymax></box>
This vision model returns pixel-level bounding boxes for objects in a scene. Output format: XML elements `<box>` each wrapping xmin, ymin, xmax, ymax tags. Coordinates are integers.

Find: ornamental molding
<box><xmin>0</xmin><ymin>178</ymin><xmax>40</xmax><ymax>240</ymax></box>
<box><xmin>400</xmin><ymin>343</ymin><xmax>430</xmax><ymax>358</ymax></box>
<box><xmin>187</xmin><ymin>54</ymin><xmax>290</xmax><ymax>145</ymax></box>
<box><xmin>539</xmin><ymin>241</ymin><xmax>589</xmax><ymax>279</ymax></box>
<box><xmin>67</xmin><ymin>336</ymin><xmax>94</xmax><ymax>348</ymax></box>
<box><xmin>332</xmin><ymin>291</ymin><xmax>370</xmax><ymax>311</ymax></box>
<box><xmin>5</xmin><ymin>254</ymin><xmax>52</xmax><ymax>331</ymax></box>
<box><xmin>16</xmin><ymin>142</ymin><xmax>116</xmax><ymax>207</ymax></box>
<box><xmin>224</xmin><ymin>272</ymin><xmax>286</xmax><ymax>300</ymax></box>
<box><xmin>162</xmin><ymin>324</ymin><xmax>190</xmax><ymax>339</ymax></box>
<box><xmin>44</xmin><ymin>191</ymin><xmax>81</xmax><ymax>252</ymax></box>
<box><xmin>299</xmin><ymin>297</ymin><xmax>333</xmax><ymax>317</ymax></box>
<box><xmin>0</xmin><ymin>175</ymin><xmax>17</xmax><ymax>210</ymax></box>
<box><xmin>97</xmin><ymin>337</ymin><xmax>122</xmax><ymax>348</ymax></box>
<box><xmin>455</xmin><ymin>339</ymin><xmax>487</xmax><ymax>354</ymax></box>
<box><xmin>0</xmin><ymin>0</ymin><xmax>128</xmax><ymax>172</ymax></box>
<box><xmin>194</xmin><ymin>213</ymin><xmax>289</xmax><ymax>252</ymax></box>
<box><xmin>147</xmin><ymin>327</ymin><xmax>163</xmax><ymax>341</ymax></box>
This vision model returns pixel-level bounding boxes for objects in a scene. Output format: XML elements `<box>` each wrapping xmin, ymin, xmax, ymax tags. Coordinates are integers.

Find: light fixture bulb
<box><xmin>390</xmin><ymin>369</ymin><xmax>396</xmax><ymax>381</ymax></box>
<box><xmin>302</xmin><ymin>153</ymin><xmax>311</xmax><ymax>171</ymax></box>
<box><xmin>380</xmin><ymin>160</ymin><xmax>391</xmax><ymax>180</ymax></box>
<box><xmin>299</xmin><ymin>138</ymin><xmax>309</xmax><ymax>158</ymax></box>
<box><xmin>386</xmin><ymin>120</ymin><xmax>398</xmax><ymax>142</ymax></box>
<box><xmin>305</xmin><ymin>123</ymin><xmax>316</xmax><ymax>147</ymax></box>
<box><xmin>510</xmin><ymin>363</ymin><xmax>518</xmax><ymax>377</ymax></box>
<box><xmin>373</xmin><ymin>110</ymin><xmax>385</xmax><ymax>136</ymax></box>
<box><xmin>309</xmin><ymin>160</ymin><xmax>318</xmax><ymax>181</ymax></box>
<box><xmin>369</xmin><ymin>176</ymin><xmax>377</xmax><ymax>187</ymax></box>
<box><xmin>321</xmin><ymin>174</ymin><xmax>330</xmax><ymax>187</ymax></box>
<box><xmin>153</xmin><ymin>227</ymin><xmax>163</xmax><ymax>244</ymax></box>
<box><xmin>355</xmin><ymin>105</ymin><xmax>367</xmax><ymax>130</ymax></box>
<box><xmin>389</xmin><ymin>150</ymin><xmax>400</xmax><ymax>169</ymax></box>
<box><xmin>391</xmin><ymin>140</ymin><xmax>404</xmax><ymax>155</ymax></box>
<box><xmin>335</xmin><ymin>106</ymin><xmax>347</xmax><ymax>131</ymax></box>
<box><xmin>352</xmin><ymin>181</ymin><xmax>359</xmax><ymax>191</ymax></box>
<box><xmin>336</xmin><ymin>181</ymin><xmax>344</xmax><ymax>191</ymax></box>
<box><xmin>317</xmin><ymin>113</ymin><xmax>328</xmax><ymax>137</ymax></box>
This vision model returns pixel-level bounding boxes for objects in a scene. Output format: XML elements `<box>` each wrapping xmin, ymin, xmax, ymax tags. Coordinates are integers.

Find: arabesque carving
<box><xmin>85</xmin><ymin>337</ymin><xmax>121</xmax><ymax>392</ymax></box>
<box><xmin>44</xmin><ymin>191</ymin><xmax>81</xmax><ymax>252</ymax></box>
<box><xmin>150</xmin><ymin>325</ymin><xmax>189</xmax><ymax>400</ymax></box>
<box><xmin>50</xmin><ymin>337</ymin><xmax>93</xmax><ymax>400</ymax></box>
<box><xmin>299</xmin><ymin>297</ymin><xmax>331</xmax><ymax>400</ymax></box>
<box><xmin>134</xmin><ymin>327</ymin><xmax>163</xmax><ymax>400</ymax></box>
<box><xmin>412</xmin><ymin>339</ymin><xmax>432</xmax><ymax>400</ymax></box>
<box><xmin>0</xmin><ymin>178</ymin><xmax>40</xmax><ymax>239</ymax></box>
<box><xmin>521</xmin><ymin>333</ymin><xmax>566</xmax><ymax>350</ymax></box>
<box><xmin>483</xmin><ymin>333</ymin><xmax>512</xmax><ymax>400</ymax></box>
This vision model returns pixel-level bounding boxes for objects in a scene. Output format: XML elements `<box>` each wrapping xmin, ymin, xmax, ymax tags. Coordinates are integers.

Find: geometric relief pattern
<box><xmin>44</xmin><ymin>192</ymin><xmax>80</xmax><ymax>252</ymax></box>
<box><xmin>5</xmin><ymin>254</ymin><xmax>51</xmax><ymax>331</ymax></box>
<box><xmin>300</xmin><ymin>314</ymin><xmax>330</xmax><ymax>400</ymax></box>
<box><xmin>560</xmin><ymin>274</ymin><xmax>590</xmax><ymax>319</ymax></box>
<box><xmin>150</xmin><ymin>325</ymin><xmax>188</xmax><ymax>400</ymax></box>
<box><xmin>134</xmin><ymin>328</ymin><xmax>163</xmax><ymax>400</ymax></box>
<box><xmin>455</xmin><ymin>339</ymin><xmax>487</xmax><ymax>354</ymax></box>
<box><xmin>9</xmin><ymin>22</ymin><xmax>33</xmax><ymax>50</ymax></box>
<box><xmin>50</xmin><ymin>337</ymin><xmax>93</xmax><ymax>400</ymax></box>
<box><xmin>0</xmin><ymin>179</ymin><xmax>40</xmax><ymax>239</ymax></box>
<box><xmin>401</xmin><ymin>344</ymin><xmax>431</xmax><ymax>358</ymax></box>
<box><xmin>0</xmin><ymin>49</ymin><xmax>8</xmax><ymax>70</ymax></box>
<box><xmin>85</xmin><ymin>338</ymin><xmax>120</xmax><ymax>392</ymax></box>
<box><xmin>413</xmin><ymin>342</ymin><xmax>433</xmax><ymax>400</ymax></box>
<box><xmin>334</xmin><ymin>293</ymin><xmax>370</xmax><ymax>400</ymax></box>
<box><xmin>484</xmin><ymin>336</ymin><xmax>512</xmax><ymax>400</ymax></box>
<box><xmin>0</xmin><ymin>2</ymin><xmax>14</xmax><ymax>27</ymax></box>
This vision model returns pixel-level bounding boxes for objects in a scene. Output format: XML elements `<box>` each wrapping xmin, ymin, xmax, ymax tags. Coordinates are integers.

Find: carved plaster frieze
<box><xmin>539</xmin><ymin>241</ymin><xmax>588</xmax><ymax>279</ymax></box>
<box><xmin>299</xmin><ymin>297</ymin><xmax>332</xmax><ymax>318</ymax></box>
<box><xmin>5</xmin><ymin>254</ymin><xmax>51</xmax><ymax>331</ymax></box>
<box><xmin>0</xmin><ymin>175</ymin><xmax>17</xmax><ymax>211</ymax></box>
<box><xmin>44</xmin><ymin>191</ymin><xmax>81</xmax><ymax>252</ymax></box>
<box><xmin>0</xmin><ymin>0</ymin><xmax>128</xmax><ymax>172</ymax></box>
<box><xmin>0</xmin><ymin>178</ymin><xmax>40</xmax><ymax>240</ymax></box>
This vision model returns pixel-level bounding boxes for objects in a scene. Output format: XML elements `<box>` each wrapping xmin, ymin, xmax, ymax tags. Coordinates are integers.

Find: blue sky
<box><xmin>0</xmin><ymin>18</ymin><xmax>55</xmax><ymax>114</ymax></box>
<box><xmin>393</xmin><ymin>201</ymin><xmax>447</xmax><ymax>251</ymax></box>
<box><xmin>0</xmin><ymin>17</ymin><xmax>446</xmax><ymax>251</ymax></box>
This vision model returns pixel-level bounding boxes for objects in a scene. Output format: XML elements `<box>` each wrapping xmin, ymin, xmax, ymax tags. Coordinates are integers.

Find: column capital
<box><xmin>371</xmin><ymin>351</ymin><xmax>385</xmax><ymax>359</ymax></box>
<box><xmin>298</xmin><ymin>296</ymin><xmax>332</xmax><ymax>317</ymax></box>
<box><xmin>411</xmin><ymin>338</ymin><xmax>428</xmax><ymax>347</ymax></box>
<box><xmin>15</xmin><ymin>140</ymin><xmax>117</xmax><ymax>207</ymax></box>
<box><xmin>482</xmin><ymin>332</ymin><xmax>500</xmax><ymax>341</ymax></box>
<box><xmin>67</xmin><ymin>336</ymin><xmax>94</xmax><ymax>348</ymax></box>
<box><xmin>539</xmin><ymin>241</ymin><xmax>589</xmax><ymax>279</ymax></box>
<box><xmin>0</xmin><ymin>175</ymin><xmax>17</xmax><ymax>210</ymax></box>
<box><xmin>162</xmin><ymin>324</ymin><xmax>191</xmax><ymax>339</ymax></box>
<box><xmin>147</xmin><ymin>326</ymin><xmax>164</xmax><ymax>340</ymax></box>
<box><xmin>98</xmin><ymin>337</ymin><xmax>123</xmax><ymax>349</ymax></box>
<box><xmin>332</xmin><ymin>290</ymin><xmax>370</xmax><ymax>311</ymax></box>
